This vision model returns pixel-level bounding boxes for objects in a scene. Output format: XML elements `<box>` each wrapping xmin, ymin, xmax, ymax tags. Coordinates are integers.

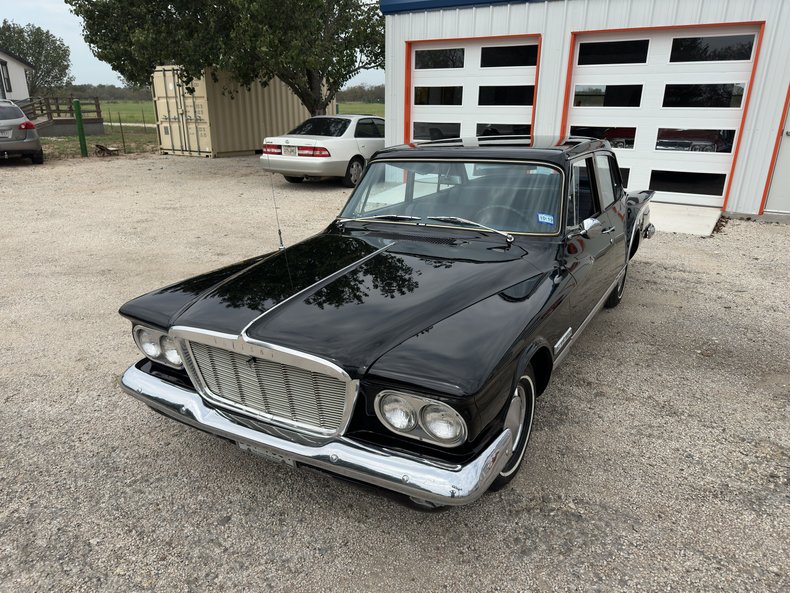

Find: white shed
<box><xmin>381</xmin><ymin>0</ymin><xmax>790</xmax><ymax>219</ymax></box>
<box><xmin>0</xmin><ymin>48</ymin><xmax>34</xmax><ymax>101</ymax></box>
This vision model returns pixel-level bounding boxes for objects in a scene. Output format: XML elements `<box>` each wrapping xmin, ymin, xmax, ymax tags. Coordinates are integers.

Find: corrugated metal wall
<box><xmin>152</xmin><ymin>66</ymin><xmax>336</xmax><ymax>157</ymax></box>
<box><xmin>385</xmin><ymin>0</ymin><xmax>790</xmax><ymax>214</ymax></box>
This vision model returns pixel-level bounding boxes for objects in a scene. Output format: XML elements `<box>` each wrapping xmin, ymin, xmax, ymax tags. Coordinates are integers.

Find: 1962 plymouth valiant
<box><xmin>119</xmin><ymin>136</ymin><xmax>654</xmax><ymax>507</ymax></box>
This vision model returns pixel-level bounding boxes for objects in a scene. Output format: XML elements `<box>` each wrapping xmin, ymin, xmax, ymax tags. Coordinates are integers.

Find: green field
<box><xmin>337</xmin><ymin>102</ymin><xmax>384</xmax><ymax>117</ymax></box>
<box><xmin>41</xmin><ymin>127</ymin><xmax>159</xmax><ymax>160</ymax></box>
<box><xmin>101</xmin><ymin>100</ymin><xmax>156</xmax><ymax>124</ymax></box>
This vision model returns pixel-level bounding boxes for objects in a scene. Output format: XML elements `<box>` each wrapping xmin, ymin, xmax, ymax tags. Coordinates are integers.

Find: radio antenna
<box><xmin>265</xmin><ymin>152</ymin><xmax>286</xmax><ymax>251</ymax></box>
<box><xmin>264</xmin><ymin>151</ymin><xmax>294</xmax><ymax>290</ymax></box>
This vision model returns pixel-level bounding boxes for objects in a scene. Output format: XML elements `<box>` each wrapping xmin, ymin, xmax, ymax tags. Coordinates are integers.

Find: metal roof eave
<box><xmin>379</xmin><ymin>0</ymin><xmax>552</xmax><ymax>15</ymax></box>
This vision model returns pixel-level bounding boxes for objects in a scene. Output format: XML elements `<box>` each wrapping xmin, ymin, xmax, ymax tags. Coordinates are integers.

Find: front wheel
<box><xmin>489</xmin><ymin>366</ymin><xmax>536</xmax><ymax>491</ymax></box>
<box><xmin>604</xmin><ymin>265</ymin><xmax>627</xmax><ymax>309</ymax></box>
<box><xmin>342</xmin><ymin>157</ymin><xmax>364</xmax><ymax>188</ymax></box>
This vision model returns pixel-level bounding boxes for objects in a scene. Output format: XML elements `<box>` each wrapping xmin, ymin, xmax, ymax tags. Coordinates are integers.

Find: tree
<box><xmin>0</xmin><ymin>20</ymin><xmax>74</xmax><ymax>96</ymax></box>
<box><xmin>66</xmin><ymin>0</ymin><xmax>384</xmax><ymax>115</ymax></box>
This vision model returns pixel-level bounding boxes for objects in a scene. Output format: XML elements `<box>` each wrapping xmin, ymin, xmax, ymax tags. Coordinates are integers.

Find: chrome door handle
<box><xmin>602</xmin><ymin>227</ymin><xmax>615</xmax><ymax>234</ymax></box>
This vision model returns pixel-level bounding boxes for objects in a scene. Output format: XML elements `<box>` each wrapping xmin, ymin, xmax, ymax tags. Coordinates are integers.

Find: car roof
<box><xmin>309</xmin><ymin>114</ymin><xmax>383</xmax><ymax>121</ymax></box>
<box><xmin>372</xmin><ymin>136</ymin><xmax>608</xmax><ymax>164</ymax></box>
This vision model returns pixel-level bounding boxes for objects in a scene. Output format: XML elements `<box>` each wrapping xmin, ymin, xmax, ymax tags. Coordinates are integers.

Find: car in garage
<box><xmin>260</xmin><ymin>115</ymin><xmax>385</xmax><ymax>187</ymax></box>
<box><xmin>119</xmin><ymin>136</ymin><xmax>654</xmax><ymax>507</ymax></box>
<box><xmin>0</xmin><ymin>100</ymin><xmax>43</xmax><ymax>164</ymax></box>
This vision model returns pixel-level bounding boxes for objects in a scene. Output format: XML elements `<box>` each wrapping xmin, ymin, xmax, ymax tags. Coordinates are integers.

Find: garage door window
<box><xmin>574</xmin><ymin>85</ymin><xmax>642</xmax><ymax>107</ymax></box>
<box><xmin>655</xmin><ymin>128</ymin><xmax>735</xmax><ymax>153</ymax></box>
<box><xmin>649</xmin><ymin>170</ymin><xmax>727</xmax><ymax>196</ymax></box>
<box><xmin>477</xmin><ymin>123</ymin><xmax>531</xmax><ymax>136</ymax></box>
<box><xmin>662</xmin><ymin>83</ymin><xmax>744</xmax><ymax>108</ymax></box>
<box><xmin>413</xmin><ymin>122</ymin><xmax>461</xmax><ymax>140</ymax></box>
<box><xmin>415</xmin><ymin>48</ymin><xmax>465</xmax><ymax>69</ymax></box>
<box><xmin>479</xmin><ymin>85</ymin><xmax>534</xmax><ymax>106</ymax></box>
<box><xmin>670</xmin><ymin>35</ymin><xmax>754</xmax><ymax>62</ymax></box>
<box><xmin>414</xmin><ymin>86</ymin><xmax>463</xmax><ymax>105</ymax></box>
<box><xmin>570</xmin><ymin>126</ymin><xmax>636</xmax><ymax>149</ymax></box>
<box><xmin>481</xmin><ymin>45</ymin><xmax>538</xmax><ymax>67</ymax></box>
<box><xmin>578</xmin><ymin>40</ymin><xmax>649</xmax><ymax>65</ymax></box>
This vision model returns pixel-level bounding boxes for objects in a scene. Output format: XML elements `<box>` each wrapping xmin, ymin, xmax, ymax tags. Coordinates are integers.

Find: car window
<box><xmin>594</xmin><ymin>154</ymin><xmax>617</xmax><ymax>208</ymax></box>
<box><xmin>373</xmin><ymin>119</ymin><xmax>385</xmax><ymax>137</ymax></box>
<box><xmin>0</xmin><ymin>105</ymin><xmax>24</xmax><ymax>119</ymax></box>
<box><xmin>355</xmin><ymin>119</ymin><xmax>380</xmax><ymax>138</ymax></box>
<box><xmin>288</xmin><ymin>117</ymin><xmax>351</xmax><ymax>137</ymax></box>
<box><xmin>341</xmin><ymin>161</ymin><xmax>563</xmax><ymax>234</ymax></box>
<box><xmin>568</xmin><ymin>158</ymin><xmax>600</xmax><ymax>227</ymax></box>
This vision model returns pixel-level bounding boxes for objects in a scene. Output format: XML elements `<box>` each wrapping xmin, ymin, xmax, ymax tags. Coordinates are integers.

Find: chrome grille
<box><xmin>188</xmin><ymin>342</ymin><xmax>347</xmax><ymax>432</ymax></box>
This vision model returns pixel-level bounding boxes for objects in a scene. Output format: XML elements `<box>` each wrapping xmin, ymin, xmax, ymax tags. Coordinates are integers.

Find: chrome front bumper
<box><xmin>120</xmin><ymin>364</ymin><xmax>514</xmax><ymax>505</ymax></box>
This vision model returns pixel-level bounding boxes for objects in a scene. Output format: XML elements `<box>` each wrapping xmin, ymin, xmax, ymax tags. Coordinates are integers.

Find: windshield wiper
<box><xmin>348</xmin><ymin>214</ymin><xmax>421</xmax><ymax>222</ymax></box>
<box><xmin>427</xmin><ymin>216</ymin><xmax>514</xmax><ymax>244</ymax></box>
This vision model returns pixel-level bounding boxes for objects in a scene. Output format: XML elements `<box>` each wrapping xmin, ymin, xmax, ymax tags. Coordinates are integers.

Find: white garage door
<box><xmin>408</xmin><ymin>37</ymin><xmax>539</xmax><ymax>142</ymax></box>
<box><xmin>565</xmin><ymin>25</ymin><xmax>759</xmax><ymax>207</ymax></box>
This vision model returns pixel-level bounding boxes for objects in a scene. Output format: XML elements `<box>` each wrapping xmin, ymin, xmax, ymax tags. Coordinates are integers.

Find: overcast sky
<box><xmin>3</xmin><ymin>0</ymin><xmax>384</xmax><ymax>87</ymax></box>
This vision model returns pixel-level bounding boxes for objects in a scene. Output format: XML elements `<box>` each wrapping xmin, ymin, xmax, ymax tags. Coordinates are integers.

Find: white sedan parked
<box><xmin>260</xmin><ymin>115</ymin><xmax>385</xmax><ymax>187</ymax></box>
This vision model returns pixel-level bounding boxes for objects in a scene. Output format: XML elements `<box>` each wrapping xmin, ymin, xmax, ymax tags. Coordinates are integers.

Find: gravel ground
<box><xmin>0</xmin><ymin>155</ymin><xmax>788</xmax><ymax>592</ymax></box>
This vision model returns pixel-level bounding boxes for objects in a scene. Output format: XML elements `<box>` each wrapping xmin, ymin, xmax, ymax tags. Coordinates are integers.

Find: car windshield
<box><xmin>0</xmin><ymin>105</ymin><xmax>24</xmax><ymax>119</ymax></box>
<box><xmin>340</xmin><ymin>160</ymin><xmax>563</xmax><ymax>235</ymax></box>
<box><xmin>288</xmin><ymin>117</ymin><xmax>350</xmax><ymax>137</ymax></box>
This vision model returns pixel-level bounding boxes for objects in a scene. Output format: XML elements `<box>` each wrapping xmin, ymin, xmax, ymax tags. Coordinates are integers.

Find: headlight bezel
<box><xmin>132</xmin><ymin>325</ymin><xmax>184</xmax><ymax>369</ymax></box>
<box><xmin>374</xmin><ymin>390</ymin><xmax>467</xmax><ymax>448</ymax></box>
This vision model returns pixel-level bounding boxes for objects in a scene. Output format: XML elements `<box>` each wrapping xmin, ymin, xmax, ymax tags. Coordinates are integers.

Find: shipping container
<box><xmin>152</xmin><ymin>66</ymin><xmax>333</xmax><ymax>157</ymax></box>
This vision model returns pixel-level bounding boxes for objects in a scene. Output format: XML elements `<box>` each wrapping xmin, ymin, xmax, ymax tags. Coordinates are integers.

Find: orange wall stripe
<box><xmin>722</xmin><ymin>22</ymin><xmax>765</xmax><ymax>212</ymax></box>
<box><xmin>403</xmin><ymin>42</ymin><xmax>412</xmax><ymax>144</ymax></box>
<box><xmin>558</xmin><ymin>31</ymin><xmax>577</xmax><ymax>137</ymax></box>
<box><xmin>759</xmin><ymin>83</ymin><xmax>790</xmax><ymax>214</ymax></box>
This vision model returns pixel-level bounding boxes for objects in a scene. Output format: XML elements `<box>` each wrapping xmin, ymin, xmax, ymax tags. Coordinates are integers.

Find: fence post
<box><xmin>118</xmin><ymin>113</ymin><xmax>126</xmax><ymax>153</ymax></box>
<box><xmin>73</xmin><ymin>99</ymin><xmax>88</xmax><ymax>158</ymax></box>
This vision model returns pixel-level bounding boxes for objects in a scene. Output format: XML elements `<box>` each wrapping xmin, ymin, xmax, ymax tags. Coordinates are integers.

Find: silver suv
<box><xmin>0</xmin><ymin>100</ymin><xmax>43</xmax><ymax>164</ymax></box>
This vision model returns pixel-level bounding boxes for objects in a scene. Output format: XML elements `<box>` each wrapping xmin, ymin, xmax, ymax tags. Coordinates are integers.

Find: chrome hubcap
<box><xmin>349</xmin><ymin>162</ymin><xmax>362</xmax><ymax>184</ymax></box>
<box><xmin>500</xmin><ymin>376</ymin><xmax>535</xmax><ymax>478</ymax></box>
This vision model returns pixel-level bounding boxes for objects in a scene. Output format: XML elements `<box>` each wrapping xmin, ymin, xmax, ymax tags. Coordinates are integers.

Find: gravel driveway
<box><xmin>1</xmin><ymin>155</ymin><xmax>788</xmax><ymax>592</ymax></box>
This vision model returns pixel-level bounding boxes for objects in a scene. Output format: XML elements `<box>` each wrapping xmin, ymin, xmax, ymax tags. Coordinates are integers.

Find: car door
<box><xmin>564</xmin><ymin>156</ymin><xmax>620</xmax><ymax>331</ymax></box>
<box><xmin>592</xmin><ymin>152</ymin><xmax>628</xmax><ymax>282</ymax></box>
<box><xmin>354</xmin><ymin>118</ymin><xmax>383</xmax><ymax>160</ymax></box>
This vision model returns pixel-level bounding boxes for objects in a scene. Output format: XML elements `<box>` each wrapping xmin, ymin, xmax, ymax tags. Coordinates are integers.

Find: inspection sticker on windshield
<box><xmin>537</xmin><ymin>213</ymin><xmax>555</xmax><ymax>225</ymax></box>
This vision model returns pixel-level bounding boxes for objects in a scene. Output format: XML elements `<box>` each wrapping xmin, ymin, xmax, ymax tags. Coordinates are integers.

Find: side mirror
<box><xmin>568</xmin><ymin>217</ymin><xmax>603</xmax><ymax>240</ymax></box>
<box><xmin>581</xmin><ymin>217</ymin><xmax>603</xmax><ymax>239</ymax></box>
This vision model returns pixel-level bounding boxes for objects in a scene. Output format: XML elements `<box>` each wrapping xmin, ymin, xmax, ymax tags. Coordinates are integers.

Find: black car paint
<box><xmin>120</xmin><ymin>139</ymin><xmax>652</xmax><ymax>460</ymax></box>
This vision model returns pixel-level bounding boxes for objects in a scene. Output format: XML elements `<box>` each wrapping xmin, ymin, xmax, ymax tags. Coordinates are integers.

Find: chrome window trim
<box><xmin>171</xmin><ymin>326</ymin><xmax>359</xmax><ymax>439</ymax></box>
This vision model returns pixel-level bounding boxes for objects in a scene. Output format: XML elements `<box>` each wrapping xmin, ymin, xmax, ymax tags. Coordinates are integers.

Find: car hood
<box><xmin>124</xmin><ymin>228</ymin><xmax>555</xmax><ymax>377</ymax></box>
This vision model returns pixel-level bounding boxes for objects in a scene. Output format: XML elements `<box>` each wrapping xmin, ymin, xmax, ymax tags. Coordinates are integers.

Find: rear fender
<box><xmin>626</xmin><ymin>190</ymin><xmax>655</xmax><ymax>258</ymax></box>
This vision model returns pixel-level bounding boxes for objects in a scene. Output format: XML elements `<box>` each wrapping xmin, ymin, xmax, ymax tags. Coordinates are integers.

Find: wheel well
<box><xmin>529</xmin><ymin>347</ymin><xmax>553</xmax><ymax>396</ymax></box>
<box><xmin>629</xmin><ymin>233</ymin><xmax>640</xmax><ymax>259</ymax></box>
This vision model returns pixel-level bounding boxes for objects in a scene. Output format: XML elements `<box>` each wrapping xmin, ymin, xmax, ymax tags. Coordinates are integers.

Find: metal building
<box><xmin>381</xmin><ymin>0</ymin><xmax>790</xmax><ymax>219</ymax></box>
<box><xmin>152</xmin><ymin>66</ymin><xmax>325</xmax><ymax>158</ymax></box>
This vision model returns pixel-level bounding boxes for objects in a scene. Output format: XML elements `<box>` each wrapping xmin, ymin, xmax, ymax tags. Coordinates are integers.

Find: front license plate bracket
<box><xmin>237</xmin><ymin>442</ymin><xmax>297</xmax><ymax>467</ymax></box>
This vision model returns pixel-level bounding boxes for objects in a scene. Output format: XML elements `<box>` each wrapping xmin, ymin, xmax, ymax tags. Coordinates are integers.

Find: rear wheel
<box><xmin>31</xmin><ymin>151</ymin><xmax>44</xmax><ymax>165</ymax></box>
<box><xmin>604</xmin><ymin>266</ymin><xmax>627</xmax><ymax>309</ymax></box>
<box><xmin>342</xmin><ymin>157</ymin><xmax>364</xmax><ymax>188</ymax></box>
<box><xmin>489</xmin><ymin>366</ymin><xmax>536</xmax><ymax>491</ymax></box>
<box><xmin>284</xmin><ymin>175</ymin><xmax>304</xmax><ymax>184</ymax></box>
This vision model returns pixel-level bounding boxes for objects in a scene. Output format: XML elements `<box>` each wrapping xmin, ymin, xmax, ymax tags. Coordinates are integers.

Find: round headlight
<box><xmin>421</xmin><ymin>404</ymin><xmax>465</xmax><ymax>443</ymax></box>
<box><xmin>137</xmin><ymin>328</ymin><xmax>162</xmax><ymax>358</ymax></box>
<box><xmin>379</xmin><ymin>393</ymin><xmax>417</xmax><ymax>432</ymax></box>
<box><xmin>160</xmin><ymin>335</ymin><xmax>182</xmax><ymax>366</ymax></box>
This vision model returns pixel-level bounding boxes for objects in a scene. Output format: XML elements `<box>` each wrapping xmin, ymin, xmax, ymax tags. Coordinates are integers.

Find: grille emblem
<box><xmin>245</xmin><ymin>356</ymin><xmax>256</xmax><ymax>370</ymax></box>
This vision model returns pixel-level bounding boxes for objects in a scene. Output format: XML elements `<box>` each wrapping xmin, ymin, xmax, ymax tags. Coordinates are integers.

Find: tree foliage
<box><xmin>66</xmin><ymin>0</ymin><xmax>384</xmax><ymax>115</ymax></box>
<box><xmin>336</xmin><ymin>84</ymin><xmax>385</xmax><ymax>103</ymax></box>
<box><xmin>0</xmin><ymin>19</ymin><xmax>74</xmax><ymax>96</ymax></box>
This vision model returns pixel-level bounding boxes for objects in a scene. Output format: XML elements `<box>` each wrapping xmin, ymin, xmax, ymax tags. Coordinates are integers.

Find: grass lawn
<box><xmin>101</xmin><ymin>100</ymin><xmax>156</xmax><ymax>124</ymax></box>
<box><xmin>337</xmin><ymin>102</ymin><xmax>384</xmax><ymax>117</ymax></box>
<box><xmin>41</xmin><ymin>126</ymin><xmax>159</xmax><ymax>160</ymax></box>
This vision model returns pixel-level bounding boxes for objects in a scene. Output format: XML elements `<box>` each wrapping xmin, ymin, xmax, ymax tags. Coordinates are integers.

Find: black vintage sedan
<box><xmin>119</xmin><ymin>136</ymin><xmax>654</xmax><ymax>507</ymax></box>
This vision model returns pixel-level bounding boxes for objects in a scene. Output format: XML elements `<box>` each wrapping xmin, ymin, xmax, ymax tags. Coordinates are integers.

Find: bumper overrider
<box><xmin>120</xmin><ymin>363</ymin><xmax>515</xmax><ymax>505</ymax></box>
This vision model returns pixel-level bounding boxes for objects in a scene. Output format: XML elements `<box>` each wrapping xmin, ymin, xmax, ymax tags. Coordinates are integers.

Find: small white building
<box><xmin>381</xmin><ymin>0</ymin><xmax>790</xmax><ymax>219</ymax></box>
<box><xmin>0</xmin><ymin>48</ymin><xmax>34</xmax><ymax>101</ymax></box>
